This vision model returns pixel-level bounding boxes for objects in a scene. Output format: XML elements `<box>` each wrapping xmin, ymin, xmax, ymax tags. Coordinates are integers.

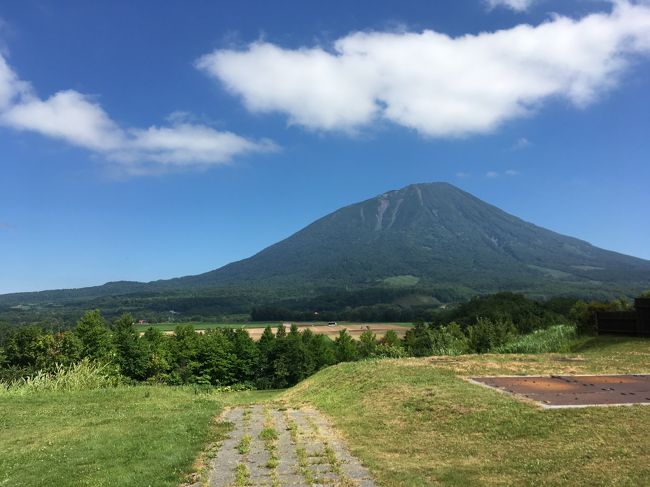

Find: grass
<box><xmin>283</xmin><ymin>336</ymin><xmax>650</xmax><ymax>486</ymax></box>
<box><xmin>0</xmin><ymin>386</ymin><xmax>281</xmax><ymax>487</ymax></box>
<box><xmin>0</xmin><ymin>359</ymin><xmax>120</xmax><ymax>394</ymax></box>
<box><xmin>496</xmin><ymin>324</ymin><xmax>577</xmax><ymax>354</ymax></box>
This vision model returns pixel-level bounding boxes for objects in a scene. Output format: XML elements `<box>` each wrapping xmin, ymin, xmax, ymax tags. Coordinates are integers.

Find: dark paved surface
<box><xmin>471</xmin><ymin>374</ymin><xmax>650</xmax><ymax>407</ymax></box>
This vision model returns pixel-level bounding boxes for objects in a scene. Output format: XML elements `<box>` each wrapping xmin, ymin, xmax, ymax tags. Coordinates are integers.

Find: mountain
<box><xmin>2</xmin><ymin>182</ymin><xmax>649</xmax><ymax>307</ymax></box>
<box><xmin>171</xmin><ymin>182</ymin><xmax>650</xmax><ymax>292</ymax></box>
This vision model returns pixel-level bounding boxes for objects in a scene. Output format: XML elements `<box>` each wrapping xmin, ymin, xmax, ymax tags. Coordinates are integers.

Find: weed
<box><xmin>237</xmin><ymin>434</ymin><xmax>251</xmax><ymax>455</ymax></box>
<box><xmin>234</xmin><ymin>463</ymin><xmax>250</xmax><ymax>486</ymax></box>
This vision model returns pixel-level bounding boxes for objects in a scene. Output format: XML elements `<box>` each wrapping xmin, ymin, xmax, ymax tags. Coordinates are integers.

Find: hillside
<box><xmin>282</xmin><ymin>338</ymin><xmax>650</xmax><ymax>486</ymax></box>
<box><xmin>1</xmin><ymin>182</ymin><xmax>649</xmax><ymax>308</ymax></box>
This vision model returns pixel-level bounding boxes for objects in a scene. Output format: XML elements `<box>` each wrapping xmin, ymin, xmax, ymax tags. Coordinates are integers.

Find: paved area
<box><xmin>471</xmin><ymin>374</ymin><xmax>650</xmax><ymax>408</ymax></box>
<box><xmin>208</xmin><ymin>406</ymin><xmax>377</xmax><ymax>487</ymax></box>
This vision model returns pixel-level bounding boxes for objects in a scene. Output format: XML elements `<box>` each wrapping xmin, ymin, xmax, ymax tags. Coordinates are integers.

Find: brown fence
<box><xmin>597</xmin><ymin>298</ymin><xmax>650</xmax><ymax>337</ymax></box>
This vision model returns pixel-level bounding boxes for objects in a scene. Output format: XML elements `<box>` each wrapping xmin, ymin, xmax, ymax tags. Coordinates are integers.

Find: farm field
<box><xmin>137</xmin><ymin>321</ymin><xmax>414</xmax><ymax>340</ymax></box>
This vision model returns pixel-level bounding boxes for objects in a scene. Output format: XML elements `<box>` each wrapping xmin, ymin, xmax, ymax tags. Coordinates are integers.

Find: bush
<box><xmin>467</xmin><ymin>317</ymin><xmax>516</xmax><ymax>353</ymax></box>
<box><xmin>496</xmin><ymin>325</ymin><xmax>577</xmax><ymax>354</ymax></box>
<box><xmin>429</xmin><ymin>322</ymin><xmax>469</xmax><ymax>356</ymax></box>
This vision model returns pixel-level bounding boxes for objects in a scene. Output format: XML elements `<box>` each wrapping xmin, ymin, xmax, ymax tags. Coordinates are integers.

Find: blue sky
<box><xmin>1</xmin><ymin>0</ymin><xmax>649</xmax><ymax>294</ymax></box>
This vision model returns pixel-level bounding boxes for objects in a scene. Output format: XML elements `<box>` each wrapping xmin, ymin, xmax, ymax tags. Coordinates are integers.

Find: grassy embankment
<box><xmin>2</xmin><ymin>336</ymin><xmax>648</xmax><ymax>486</ymax></box>
<box><xmin>283</xmin><ymin>336</ymin><xmax>650</xmax><ymax>486</ymax></box>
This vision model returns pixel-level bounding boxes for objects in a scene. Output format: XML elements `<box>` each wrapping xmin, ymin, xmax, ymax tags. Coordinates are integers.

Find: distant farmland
<box><xmin>136</xmin><ymin>322</ymin><xmax>413</xmax><ymax>340</ymax></box>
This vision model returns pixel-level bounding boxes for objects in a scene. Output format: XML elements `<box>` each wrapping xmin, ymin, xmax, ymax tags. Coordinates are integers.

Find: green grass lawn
<box><xmin>283</xmin><ymin>336</ymin><xmax>650</xmax><ymax>486</ymax></box>
<box><xmin>0</xmin><ymin>386</ymin><xmax>279</xmax><ymax>487</ymax></box>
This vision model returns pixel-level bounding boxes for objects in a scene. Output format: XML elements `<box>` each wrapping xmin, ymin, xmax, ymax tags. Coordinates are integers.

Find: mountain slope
<box><xmin>2</xmin><ymin>182</ymin><xmax>649</xmax><ymax>306</ymax></box>
<box><xmin>175</xmin><ymin>182</ymin><xmax>650</xmax><ymax>291</ymax></box>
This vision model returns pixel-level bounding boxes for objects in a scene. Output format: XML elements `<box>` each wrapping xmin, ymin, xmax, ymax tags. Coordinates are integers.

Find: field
<box><xmin>136</xmin><ymin>321</ymin><xmax>413</xmax><ymax>340</ymax></box>
<box><xmin>1</xmin><ymin>336</ymin><xmax>648</xmax><ymax>486</ymax></box>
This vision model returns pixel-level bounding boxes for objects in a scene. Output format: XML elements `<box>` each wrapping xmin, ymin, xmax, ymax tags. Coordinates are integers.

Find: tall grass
<box><xmin>0</xmin><ymin>359</ymin><xmax>121</xmax><ymax>395</ymax></box>
<box><xmin>495</xmin><ymin>324</ymin><xmax>577</xmax><ymax>354</ymax></box>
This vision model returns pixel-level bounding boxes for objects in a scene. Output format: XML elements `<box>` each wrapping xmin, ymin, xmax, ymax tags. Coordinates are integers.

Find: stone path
<box><xmin>208</xmin><ymin>405</ymin><xmax>377</xmax><ymax>487</ymax></box>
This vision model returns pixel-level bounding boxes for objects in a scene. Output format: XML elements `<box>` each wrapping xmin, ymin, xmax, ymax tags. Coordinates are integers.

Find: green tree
<box><xmin>141</xmin><ymin>327</ymin><xmax>171</xmax><ymax>381</ymax></box>
<box><xmin>334</xmin><ymin>329</ymin><xmax>358</xmax><ymax>362</ymax></box>
<box><xmin>75</xmin><ymin>310</ymin><xmax>114</xmax><ymax>362</ymax></box>
<box><xmin>196</xmin><ymin>330</ymin><xmax>235</xmax><ymax>385</ymax></box>
<box><xmin>58</xmin><ymin>331</ymin><xmax>83</xmax><ymax>366</ymax></box>
<box><xmin>3</xmin><ymin>326</ymin><xmax>47</xmax><ymax>368</ymax></box>
<box><xmin>169</xmin><ymin>325</ymin><xmax>200</xmax><ymax>383</ymax></box>
<box><xmin>228</xmin><ymin>329</ymin><xmax>259</xmax><ymax>384</ymax></box>
<box><xmin>306</xmin><ymin>334</ymin><xmax>336</xmax><ymax>371</ymax></box>
<box><xmin>403</xmin><ymin>322</ymin><xmax>432</xmax><ymax>357</ymax></box>
<box><xmin>112</xmin><ymin>313</ymin><xmax>149</xmax><ymax>380</ymax></box>
<box><xmin>357</xmin><ymin>330</ymin><xmax>378</xmax><ymax>359</ymax></box>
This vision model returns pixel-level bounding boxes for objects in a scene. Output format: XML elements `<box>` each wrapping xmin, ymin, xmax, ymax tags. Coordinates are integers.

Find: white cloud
<box><xmin>512</xmin><ymin>137</ymin><xmax>530</xmax><ymax>150</ymax></box>
<box><xmin>0</xmin><ymin>55</ymin><xmax>276</xmax><ymax>175</ymax></box>
<box><xmin>486</xmin><ymin>171</ymin><xmax>499</xmax><ymax>178</ymax></box>
<box><xmin>485</xmin><ymin>0</ymin><xmax>537</xmax><ymax>12</ymax></box>
<box><xmin>198</xmin><ymin>1</ymin><xmax>650</xmax><ymax>137</ymax></box>
<box><xmin>0</xmin><ymin>55</ymin><xmax>26</xmax><ymax>111</ymax></box>
<box><xmin>3</xmin><ymin>90</ymin><xmax>124</xmax><ymax>151</ymax></box>
<box><xmin>505</xmin><ymin>169</ymin><xmax>520</xmax><ymax>176</ymax></box>
<box><xmin>456</xmin><ymin>171</ymin><xmax>471</xmax><ymax>178</ymax></box>
<box><xmin>116</xmin><ymin>124</ymin><xmax>276</xmax><ymax>168</ymax></box>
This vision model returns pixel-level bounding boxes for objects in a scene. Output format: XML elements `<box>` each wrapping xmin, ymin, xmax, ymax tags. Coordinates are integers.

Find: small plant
<box><xmin>324</xmin><ymin>445</ymin><xmax>342</xmax><ymax>474</ymax></box>
<box><xmin>237</xmin><ymin>434</ymin><xmax>251</xmax><ymax>455</ymax></box>
<box><xmin>296</xmin><ymin>446</ymin><xmax>314</xmax><ymax>484</ymax></box>
<box><xmin>259</xmin><ymin>426</ymin><xmax>278</xmax><ymax>442</ymax></box>
<box><xmin>242</xmin><ymin>408</ymin><xmax>252</xmax><ymax>425</ymax></box>
<box><xmin>235</xmin><ymin>463</ymin><xmax>250</xmax><ymax>486</ymax></box>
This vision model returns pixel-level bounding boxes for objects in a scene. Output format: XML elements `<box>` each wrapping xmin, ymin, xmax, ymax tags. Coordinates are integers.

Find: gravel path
<box><xmin>208</xmin><ymin>406</ymin><xmax>377</xmax><ymax>487</ymax></box>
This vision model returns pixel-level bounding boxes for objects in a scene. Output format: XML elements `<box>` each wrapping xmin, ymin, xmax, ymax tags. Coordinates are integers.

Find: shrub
<box><xmin>467</xmin><ymin>317</ymin><xmax>516</xmax><ymax>353</ymax></box>
<box><xmin>429</xmin><ymin>322</ymin><xmax>469</xmax><ymax>356</ymax></box>
<box><xmin>496</xmin><ymin>325</ymin><xmax>577</xmax><ymax>354</ymax></box>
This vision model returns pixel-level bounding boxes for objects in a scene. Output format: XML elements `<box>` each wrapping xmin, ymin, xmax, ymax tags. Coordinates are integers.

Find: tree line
<box><xmin>1</xmin><ymin>292</ymin><xmax>641</xmax><ymax>389</ymax></box>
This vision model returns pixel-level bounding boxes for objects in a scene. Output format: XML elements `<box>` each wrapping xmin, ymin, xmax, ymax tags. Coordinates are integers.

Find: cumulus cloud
<box><xmin>0</xmin><ymin>55</ymin><xmax>275</xmax><ymax>175</ymax></box>
<box><xmin>198</xmin><ymin>1</ymin><xmax>650</xmax><ymax>137</ymax></box>
<box><xmin>485</xmin><ymin>0</ymin><xmax>537</xmax><ymax>12</ymax></box>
